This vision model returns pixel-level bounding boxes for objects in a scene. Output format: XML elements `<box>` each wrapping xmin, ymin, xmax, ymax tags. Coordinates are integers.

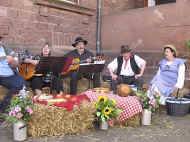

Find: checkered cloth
<box><xmin>82</xmin><ymin>90</ymin><xmax>142</xmax><ymax>122</ymax></box>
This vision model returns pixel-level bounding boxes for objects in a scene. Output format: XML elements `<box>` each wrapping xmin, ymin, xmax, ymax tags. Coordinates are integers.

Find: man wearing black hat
<box><xmin>108</xmin><ymin>45</ymin><xmax>146</xmax><ymax>92</ymax></box>
<box><xmin>65</xmin><ymin>37</ymin><xmax>100</xmax><ymax>95</ymax></box>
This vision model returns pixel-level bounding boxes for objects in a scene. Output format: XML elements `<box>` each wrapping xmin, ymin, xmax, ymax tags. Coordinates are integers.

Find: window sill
<box><xmin>34</xmin><ymin>0</ymin><xmax>95</xmax><ymax>16</ymax></box>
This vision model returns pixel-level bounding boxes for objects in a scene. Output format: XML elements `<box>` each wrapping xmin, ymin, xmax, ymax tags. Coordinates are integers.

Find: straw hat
<box><xmin>163</xmin><ymin>44</ymin><xmax>177</xmax><ymax>57</ymax></box>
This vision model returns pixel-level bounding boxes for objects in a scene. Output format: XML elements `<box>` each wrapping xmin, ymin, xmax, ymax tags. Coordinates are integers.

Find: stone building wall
<box><xmin>0</xmin><ymin>0</ymin><xmax>96</xmax><ymax>55</ymax></box>
<box><xmin>0</xmin><ymin>0</ymin><xmax>140</xmax><ymax>54</ymax></box>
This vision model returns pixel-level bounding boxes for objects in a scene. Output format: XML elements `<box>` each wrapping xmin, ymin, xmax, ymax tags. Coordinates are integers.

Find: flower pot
<box><xmin>13</xmin><ymin>121</ymin><xmax>27</xmax><ymax>141</ymax></box>
<box><xmin>141</xmin><ymin>109</ymin><xmax>151</xmax><ymax>125</ymax></box>
<box><xmin>100</xmin><ymin>121</ymin><xmax>108</xmax><ymax>130</ymax></box>
<box><xmin>166</xmin><ymin>97</ymin><xmax>190</xmax><ymax>116</ymax></box>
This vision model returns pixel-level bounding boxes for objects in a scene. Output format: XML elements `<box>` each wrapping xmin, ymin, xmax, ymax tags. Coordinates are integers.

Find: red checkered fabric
<box><xmin>83</xmin><ymin>90</ymin><xmax>142</xmax><ymax>122</ymax></box>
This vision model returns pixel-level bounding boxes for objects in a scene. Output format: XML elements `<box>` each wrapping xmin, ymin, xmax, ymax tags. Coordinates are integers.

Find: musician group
<box><xmin>0</xmin><ymin>35</ymin><xmax>186</xmax><ymax>113</ymax></box>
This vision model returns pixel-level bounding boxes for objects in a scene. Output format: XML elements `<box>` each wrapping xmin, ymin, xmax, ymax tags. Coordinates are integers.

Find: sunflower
<box><xmin>98</xmin><ymin>96</ymin><xmax>108</xmax><ymax>103</ymax></box>
<box><xmin>103</xmin><ymin>107</ymin><xmax>112</xmax><ymax>116</ymax></box>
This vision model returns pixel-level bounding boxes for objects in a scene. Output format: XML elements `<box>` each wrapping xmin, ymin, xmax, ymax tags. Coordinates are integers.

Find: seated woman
<box><xmin>25</xmin><ymin>43</ymin><xmax>64</xmax><ymax>95</ymax></box>
<box><xmin>148</xmin><ymin>45</ymin><xmax>186</xmax><ymax>105</ymax></box>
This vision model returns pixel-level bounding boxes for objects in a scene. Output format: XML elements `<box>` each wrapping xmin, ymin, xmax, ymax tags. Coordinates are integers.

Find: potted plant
<box><xmin>136</xmin><ymin>90</ymin><xmax>160</xmax><ymax>125</ymax></box>
<box><xmin>95</xmin><ymin>96</ymin><xmax>121</xmax><ymax>130</ymax></box>
<box><xmin>5</xmin><ymin>89</ymin><xmax>33</xmax><ymax>141</ymax></box>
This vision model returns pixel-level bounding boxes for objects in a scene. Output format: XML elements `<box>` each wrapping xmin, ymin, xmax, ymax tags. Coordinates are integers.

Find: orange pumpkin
<box><xmin>117</xmin><ymin>84</ymin><xmax>132</xmax><ymax>97</ymax></box>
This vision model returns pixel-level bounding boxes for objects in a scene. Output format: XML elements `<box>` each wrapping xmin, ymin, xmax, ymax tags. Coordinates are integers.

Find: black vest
<box><xmin>116</xmin><ymin>55</ymin><xmax>141</xmax><ymax>76</ymax></box>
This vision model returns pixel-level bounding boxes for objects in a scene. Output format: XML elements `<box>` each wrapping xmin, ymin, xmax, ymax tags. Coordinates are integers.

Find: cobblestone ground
<box><xmin>1</xmin><ymin>112</ymin><xmax>190</xmax><ymax>142</ymax></box>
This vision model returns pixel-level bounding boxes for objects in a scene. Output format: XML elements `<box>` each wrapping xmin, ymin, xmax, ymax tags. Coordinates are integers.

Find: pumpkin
<box><xmin>117</xmin><ymin>84</ymin><xmax>132</xmax><ymax>97</ymax></box>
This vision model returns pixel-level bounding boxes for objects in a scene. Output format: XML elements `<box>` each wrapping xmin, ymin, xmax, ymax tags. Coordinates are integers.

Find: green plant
<box><xmin>95</xmin><ymin>96</ymin><xmax>122</xmax><ymax>122</ymax></box>
<box><xmin>185</xmin><ymin>40</ymin><xmax>190</xmax><ymax>50</ymax></box>
<box><xmin>135</xmin><ymin>90</ymin><xmax>160</xmax><ymax>112</ymax></box>
<box><xmin>6</xmin><ymin>91</ymin><xmax>33</xmax><ymax>123</ymax></box>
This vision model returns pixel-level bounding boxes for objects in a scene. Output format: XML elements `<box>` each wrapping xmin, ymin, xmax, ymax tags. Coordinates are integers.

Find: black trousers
<box><xmin>69</xmin><ymin>71</ymin><xmax>101</xmax><ymax>95</ymax></box>
<box><xmin>30</xmin><ymin>75</ymin><xmax>63</xmax><ymax>94</ymax></box>
<box><xmin>111</xmin><ymin>75</ymin><xmax>143</xmax><ymax>93</ymax></box>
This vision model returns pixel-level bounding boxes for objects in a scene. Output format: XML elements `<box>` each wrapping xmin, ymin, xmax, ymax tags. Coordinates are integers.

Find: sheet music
<box><xmin>80</xmin><ymin>60</ymin><xmax>105</xmax><ymax>66</ymax></box>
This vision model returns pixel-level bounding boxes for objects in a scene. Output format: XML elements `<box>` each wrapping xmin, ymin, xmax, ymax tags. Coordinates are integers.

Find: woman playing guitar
<box><xmin>23</xmin><ymin>42</ymin><xmax>64</xmax><ymax>95</ymax></box>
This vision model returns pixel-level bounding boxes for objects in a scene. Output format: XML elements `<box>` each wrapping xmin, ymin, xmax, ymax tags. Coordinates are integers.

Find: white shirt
<box><xmin>107</xmin><ymin>55</ymin><xmax>146</xmax><ymax>76</ymax></box>
<box><xmin>0</xmin><ymin>46</ymin><xmax>14</xmax><ymax>76</ymax></box>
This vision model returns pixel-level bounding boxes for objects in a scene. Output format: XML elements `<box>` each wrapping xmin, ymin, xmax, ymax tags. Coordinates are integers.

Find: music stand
<box><xmin>79</xmin><ymin>63</ymin><xmax>105</xmax><ymax>73</ymax></box>
<box><xmin>78</xmin><ymin>63</ymin><xmax>105</xmax><ymax>88</ymax></box>
<box><xmin>35</xmin><ymin>56</ymin><xmax>66</xmax><ymax>93</ymax></box>
<box><xmin>35</xmin><ymin>56</ymin><xmax>66</xmax><ymax>75</ymax></box>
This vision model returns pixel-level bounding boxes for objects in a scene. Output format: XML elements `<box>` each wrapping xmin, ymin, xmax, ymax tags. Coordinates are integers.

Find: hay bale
<box><xmin>63</xmin><ymin>77</ymin><xmax>92</xmax><ymax>94</ymax></box>
<box><xmin>28</xmin><ymin>102</ymin><xmax>95</xmax><ymax>137</ymax></box>
<box><xmin>125</xmin><ymin>114</ymin><xmax>141</xmax><ymax>127</ymax></box>
<box><xmin>115</xmin><ymin>114</ymin><xmax>141</xmax><ymax>127</ymax></box>
<box><xmin>0</xmin><ymin>86</ymin><xmax>8</xmax><ymax>101</ymax></box>
<box><xmin>93</xmin><ymin>87</ymin><xmax>110</xmax><ymax>94</ymax></box>
<box><xmin>101</xmin><ymin>81</ymin><xmax>110</xmax><ymax>89</ymax></box>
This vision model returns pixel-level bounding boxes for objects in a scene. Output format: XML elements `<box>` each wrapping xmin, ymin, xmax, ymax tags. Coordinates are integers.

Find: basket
<box><xmin>184</xmin><ymin>94</ymin><xmax>190</xmax><ymax>113</ymax></box>
<box><xmin>166</xmin><ymin>97</ymin><xmax>190</xmax><ymax>116</ymax></box>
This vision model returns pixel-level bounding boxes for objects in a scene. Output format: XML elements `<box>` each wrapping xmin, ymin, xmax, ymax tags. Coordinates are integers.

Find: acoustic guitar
<box><xmin>18</xmin><ymin>51</ymin><xmax>40</xmax><ymax>80</ymax></box>
<box><xmin>61</xmin><ymin>55</ymin><xmax>105</xmax><ymax>75</ymax></box>
<box><xmin>1</xmin><ymin>49</ymin><xmax>37</xmax><ymax>80</ymax></box>
<box><xmin>18</xmin><ymin>63</ymin><xmax>36</xmax><ymax>80</ymax></box>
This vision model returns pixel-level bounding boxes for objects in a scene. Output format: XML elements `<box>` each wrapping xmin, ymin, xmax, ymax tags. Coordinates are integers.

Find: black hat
<box><xmin>72</xmin><ymin>37</ymin><xmax>88</xmax><ymax>47</ymax></box>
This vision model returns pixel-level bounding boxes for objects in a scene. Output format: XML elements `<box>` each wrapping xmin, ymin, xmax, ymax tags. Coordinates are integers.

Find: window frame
<box><xmin>59</xmin><ymin>0</ymin><xmax>80</xmax><ymax>5</ymax></box>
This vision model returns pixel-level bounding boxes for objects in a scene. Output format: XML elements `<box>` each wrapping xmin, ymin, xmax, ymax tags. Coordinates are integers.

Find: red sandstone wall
<box><xmin>101</xmin><ymin>0</ymin><xmax>190</xmax><ymax>83</ymax></box>
<box><xmin>102</xmin><ymin>0</ymin><xmax>190</xmax><ymax>53</ymax></box>
<box><xmin>0</xmin><ymin>0</ymin><xmax>143</xmax><ymax>55</ymax></box>
<box><xmin>0</xmin><ymin>0</ymin><xmax>97</xmax><ymax>55</ymax></box>
<box><xmin>102</xmin><ymin>0</ymin><xmax>144</xmax><ymax>15</ymax></box>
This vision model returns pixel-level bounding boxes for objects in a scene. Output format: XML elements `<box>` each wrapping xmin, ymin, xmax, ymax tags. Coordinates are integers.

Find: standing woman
<box><xmin>148</xmin><ymin>45</ymin><xmax>186</xmax><ymax>105</ymax></box>
<box><xmin>25</xmin><ymin>42</ymin><xmax>64</xmax><ymax>95</ymax></box>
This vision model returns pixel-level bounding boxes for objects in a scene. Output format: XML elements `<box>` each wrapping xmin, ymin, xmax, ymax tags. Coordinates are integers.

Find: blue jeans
<box><xmin>0</xmin><ymin>74</ymin><xmax>25</xmax><ymax>112</ymax></box>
